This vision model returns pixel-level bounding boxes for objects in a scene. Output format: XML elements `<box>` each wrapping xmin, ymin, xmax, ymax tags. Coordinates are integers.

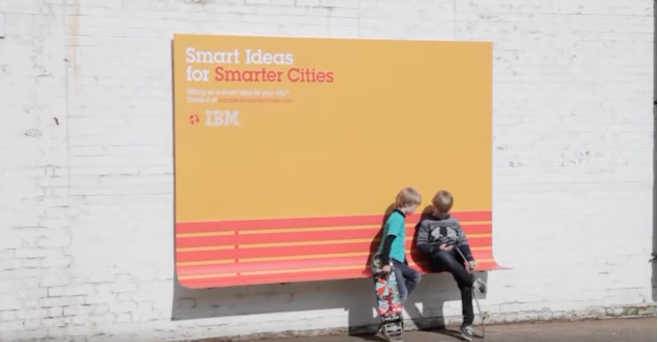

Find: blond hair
<box><xmin>432</xmin><ymin>190</ymin><xmax>453</xmax><ymax>214</ymax></box>
<box><xmin>395</xmin><ymin>187</ymin><xmax>422</xmax><ymax>208</ymax></box>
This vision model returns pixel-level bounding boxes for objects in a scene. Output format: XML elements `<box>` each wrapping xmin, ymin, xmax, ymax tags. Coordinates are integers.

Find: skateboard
<box><xmin>371</xmin><ymin>253</ymin><xmax>404</xmax><ymax>340</ymax></box>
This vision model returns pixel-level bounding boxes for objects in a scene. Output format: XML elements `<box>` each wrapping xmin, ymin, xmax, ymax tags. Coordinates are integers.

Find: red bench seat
<box><xmin>175</xmin><ymin>210</ymin><xmax>505</xmax><ymax>289</ymax></box>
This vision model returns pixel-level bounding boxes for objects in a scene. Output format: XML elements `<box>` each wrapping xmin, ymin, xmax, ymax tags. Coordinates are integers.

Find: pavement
<box><xmin>251</xmin><ymin>318</ymin><xmax>656</xmax><ymax>342</ymax></box>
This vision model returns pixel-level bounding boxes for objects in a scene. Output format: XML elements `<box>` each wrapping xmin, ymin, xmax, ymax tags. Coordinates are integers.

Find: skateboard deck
<box><xmin>371</xmin><ymin>253</ymin><xmax>403</xmax><ymax>340</ymax></box>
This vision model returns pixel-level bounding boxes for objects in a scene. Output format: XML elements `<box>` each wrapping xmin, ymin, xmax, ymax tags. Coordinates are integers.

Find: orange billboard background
<box><xmin>173</xmin><ymin>34</ymin><xmax>493</xmax><ymax>288</ymax></box>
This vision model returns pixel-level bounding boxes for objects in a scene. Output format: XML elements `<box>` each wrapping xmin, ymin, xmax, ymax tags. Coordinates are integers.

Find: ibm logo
<box><xmin>204</xmin><ymin>110</ymin><xmax>240</xmax><ymax>126</ymax></box>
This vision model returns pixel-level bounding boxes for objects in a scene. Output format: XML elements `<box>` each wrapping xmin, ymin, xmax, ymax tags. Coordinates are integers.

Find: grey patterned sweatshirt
<box><xmin>415</xmin><ymin>214</ymin><xmax>474</xmax><ymax>261</ymax></box>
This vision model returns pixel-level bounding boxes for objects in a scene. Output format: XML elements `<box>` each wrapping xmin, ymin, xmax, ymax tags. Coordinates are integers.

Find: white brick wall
<box><xmin>0</xmin><ymin>0</ymin><xmax>654</xmax><ymax>341</ymax></box>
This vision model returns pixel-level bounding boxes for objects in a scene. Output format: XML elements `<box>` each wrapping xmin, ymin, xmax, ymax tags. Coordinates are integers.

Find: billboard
<box><xmin>173</xmin><ymin>34</ymin><xmax>492</xmax><ymax>288</ymax></box>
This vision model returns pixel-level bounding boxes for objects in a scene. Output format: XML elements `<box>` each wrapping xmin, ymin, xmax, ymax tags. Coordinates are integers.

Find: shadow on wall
<box><xmin>171</xmin><ymin>272</ymin><xmax>489</xmax><ymax>333</ymax></box>
<box><xmin>170</xmin><ymin>204</ymin><xmax>491</xmax><ymax>332</ymax></box>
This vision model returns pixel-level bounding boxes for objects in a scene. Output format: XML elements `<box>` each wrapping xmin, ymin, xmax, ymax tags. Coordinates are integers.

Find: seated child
<box><xmin>414</xmin><ymin>190</ymin><xmax>486</xmax><ymax>342</ymax></box>
<box><xmin>377</xmin><ymin>187</ymin><xmax>423</xmax><ymax>305</ymax></box>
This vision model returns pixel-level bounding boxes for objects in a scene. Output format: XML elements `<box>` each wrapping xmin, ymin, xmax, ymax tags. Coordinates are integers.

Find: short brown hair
<box><xmin>432</xmin><ymin>190</ymin><xmax>453</xmax><ymax>214</ymax></box>
<box><xmin>395</xmin><ymin>187</ymin><xmax>422</xmax><ymax>208</ymax></box>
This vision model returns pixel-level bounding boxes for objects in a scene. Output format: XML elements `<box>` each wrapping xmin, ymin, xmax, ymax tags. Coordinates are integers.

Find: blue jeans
<box><xmin>392</xmin><ymin>259</ymin><xmax>421</xmax><ymax>304</ymax></box>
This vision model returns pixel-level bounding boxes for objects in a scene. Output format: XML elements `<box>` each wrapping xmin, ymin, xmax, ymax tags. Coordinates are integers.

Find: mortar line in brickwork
<box><xmin>453</xmin><ymin>0</ymin><xmax>456</xmax><ymax>40</ymax></box>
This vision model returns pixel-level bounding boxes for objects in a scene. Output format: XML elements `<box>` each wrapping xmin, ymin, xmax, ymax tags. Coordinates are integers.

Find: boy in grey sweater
<box><xmin>414</xmin><ymin>190</ymin><xmax>486</xmax><ymax>342</ymax></box>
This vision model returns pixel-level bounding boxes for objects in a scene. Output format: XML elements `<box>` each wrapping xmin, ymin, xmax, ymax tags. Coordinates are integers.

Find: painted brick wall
<box><xmin>0</xmin><ymin>0</ymin><xmax>654</xmax><ymax>341</ymax></box>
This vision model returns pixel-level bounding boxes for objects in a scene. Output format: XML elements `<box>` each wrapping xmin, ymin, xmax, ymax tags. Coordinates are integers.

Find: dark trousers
<box><xmin>430</xmin><ymin>251</ymin><xmax>476</xmax><ymax>326</ymax></box>
<box><xmin>392</xmin><ymin>259</ymin><xmax>422</xmax><ymax>304</ymax></box>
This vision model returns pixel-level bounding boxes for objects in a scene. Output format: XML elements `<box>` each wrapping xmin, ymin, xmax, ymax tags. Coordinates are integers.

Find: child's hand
<box><xmin>468</xmin><ymin>260</ymin><xmax>478</xmax><ymax>270</ymax></box>
<box><xmin>439</xmin><ymin>243</ymin><xmax>454</xmax><ymax>251</ymax></box>
<box><xmin>382</xmin><ymin>265</ymin><xmax>392</xmax><ymax>273</ymax></box>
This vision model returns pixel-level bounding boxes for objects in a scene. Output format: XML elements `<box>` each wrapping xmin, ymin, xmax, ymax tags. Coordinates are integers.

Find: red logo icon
<box><xmin>189</xmin><ymin>113</ymin><xmax>199</xmax><ymax>125</ymax></box>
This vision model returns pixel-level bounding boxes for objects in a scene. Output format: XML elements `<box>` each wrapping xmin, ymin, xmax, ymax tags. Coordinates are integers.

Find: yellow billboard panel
<box><xmin>174</xmin><ymin>34</ymin><xmax>492</xmax><ymax>222</ymax></box>
<box><xmin>172</xmin><ymin>34</ymin><xmax>492</xmax><ymax>287</ymax></box>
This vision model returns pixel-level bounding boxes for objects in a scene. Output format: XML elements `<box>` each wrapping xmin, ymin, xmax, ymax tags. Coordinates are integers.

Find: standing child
<box><xmin>377</xmin><ymin>187</ymin><xmax>423</xmax><ymax>305</ymax></box>
<box><xmin>414</xmin><ymin>190</ymin><xmax>486</xmax><ymax>342</ymax></box>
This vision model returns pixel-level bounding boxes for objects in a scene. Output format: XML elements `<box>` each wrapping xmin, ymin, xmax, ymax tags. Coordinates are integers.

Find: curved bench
<box><xmin>176</xmin><ymin>210</ymin><xmax>505</xmax><ymax>289</ymax></box>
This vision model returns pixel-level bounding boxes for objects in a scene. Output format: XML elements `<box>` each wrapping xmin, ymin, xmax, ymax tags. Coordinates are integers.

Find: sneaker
<box><xmin>459</xmin><ymin>324</ymin><xmax>474</xmax><ymax>341</ymax></box>
<box><xmin>473</xmin><ymin>279</ymin><xmax>487</xmax><ymax>295</ymax></box>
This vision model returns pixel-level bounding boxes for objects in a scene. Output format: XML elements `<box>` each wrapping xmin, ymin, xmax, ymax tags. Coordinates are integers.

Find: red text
<box><xmin>214</xmin><ymin>66</ymin><xmax>335</xmax><ymax>83</ymax></box>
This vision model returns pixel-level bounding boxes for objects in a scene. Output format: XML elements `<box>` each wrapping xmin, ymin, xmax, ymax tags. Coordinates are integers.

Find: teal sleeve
<box><xmin>385</xmin><ymin>215</ymin><xmax>404</xmax><ymax>237</ymax></box>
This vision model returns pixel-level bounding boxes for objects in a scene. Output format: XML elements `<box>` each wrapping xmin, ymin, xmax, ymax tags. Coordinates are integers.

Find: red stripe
<box><xmin>176</xmin><ymin>237</ymin><xmax>492</xmax><ymax>262</ymax></box>
<box><xmin>177</xmin><ymin>255</ymin><xmax>369</xmax><ymax>276</ymax></box>
<box><xmin>176</xmin><ymin>211</ymin><xmax>492</xmax><ymax>233</ymax></box>
<box><xmin>178</xmin><ymin>259</ymin><xmax>506</xmax><ymax>289</ymax></box>
<box><xmin>177</xmin><ymin>249</ymin><xmax>502</xmax><ymax>276</ymax></box>
<box><xmin>176</xmin><ymin>224</ymin><xmax>492</xmax><ymax>248</ymax></box>
<box><xmin>180</xmin><ymin>269</ymin><xmax>371</xmax><ymax>289</ymax></box>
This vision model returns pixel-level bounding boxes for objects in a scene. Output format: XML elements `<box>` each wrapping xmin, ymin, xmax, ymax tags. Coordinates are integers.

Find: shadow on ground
<box><xmin>172</xmin><ymin>271</ymin><xmax>489</xmax><ymax>333</ymax></box>
<box><xmin>253</xmin><ymin>318</ymin><xmax>657</xmax><ymax>342</ymax></box>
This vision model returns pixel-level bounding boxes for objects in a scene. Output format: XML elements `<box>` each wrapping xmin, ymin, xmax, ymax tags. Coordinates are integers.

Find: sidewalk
<box><xmin>245</xmin><ymin>318</ymin><xmax>656</xmax><ymax>342</ymax></box>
